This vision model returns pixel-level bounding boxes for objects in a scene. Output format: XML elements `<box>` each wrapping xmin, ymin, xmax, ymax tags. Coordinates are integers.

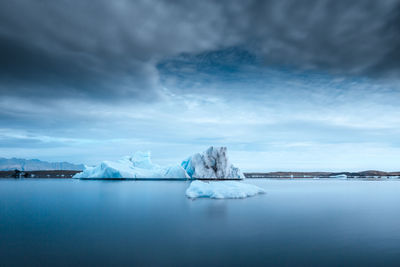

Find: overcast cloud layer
<box><xmin>1</xmin><ymin>0</ymin><xmax>400</xmax><ymax>171</ymax></box>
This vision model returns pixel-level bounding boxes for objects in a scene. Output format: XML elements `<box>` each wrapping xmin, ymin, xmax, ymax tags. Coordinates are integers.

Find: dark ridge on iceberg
<box><xmin>181</xmin><ymin>146</ymin><xmax>244</xmax><ymax>179</ymax></box>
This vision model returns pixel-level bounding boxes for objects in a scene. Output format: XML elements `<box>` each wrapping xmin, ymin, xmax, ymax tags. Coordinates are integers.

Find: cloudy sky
<box><xmin>1</xmin><ymin>0</ymin><xmax>400</xmax><ymax>171</ymax></box>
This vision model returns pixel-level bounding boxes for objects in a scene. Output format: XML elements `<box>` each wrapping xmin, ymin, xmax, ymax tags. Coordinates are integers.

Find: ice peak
<box><xmin>128</xmin><ymin>151</ymin><xmax>154</xmax><ymax>169</ymax></box>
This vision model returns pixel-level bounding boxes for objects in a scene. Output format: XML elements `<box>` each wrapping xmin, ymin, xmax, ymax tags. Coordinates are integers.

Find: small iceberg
<box><xmin>329</xmin><ymin>174</ymin><xmax>347</xmax><ymax>179</ymax></box>
<box><xmin>186</xmin><ymin>180</ymin><xmax>265</xmax><ymax>199</ymax></box>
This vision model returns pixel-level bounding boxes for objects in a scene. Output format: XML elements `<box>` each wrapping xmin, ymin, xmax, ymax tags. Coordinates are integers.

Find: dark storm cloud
<box><xmin>0</xmin><ymin>0</ymin><xmax>228</xmax><ymax>101</ymax></box>
<box><xmin>0</xmin><ymin>0</ymin><xmax>399</xmax><ymax>102</ymax></box>
<box><xmin>237</xmin><ymin>0</ymin><xmax>400</xmax><ymax>77</ymax></box>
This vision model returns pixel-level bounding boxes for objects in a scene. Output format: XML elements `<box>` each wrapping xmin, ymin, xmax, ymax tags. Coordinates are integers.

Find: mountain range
<box><xmin>0</xmin><ymin>158</ymin><xmax>85</xmax><ymax>171</ymax></box>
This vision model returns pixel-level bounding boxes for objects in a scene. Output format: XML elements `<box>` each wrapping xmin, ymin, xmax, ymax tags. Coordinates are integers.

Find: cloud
<box><xmin>223</xmin><ymin>0</ymin><xmax>400</xmax><ymax>77</ymax></box>
<box><xmin>0</xmin><ymin>0</ymin><xmax>399</xmax><ymax>102</ymax></box>
<box><xmin>0</xmin><ymin>0</ymin><xmax>230</xmax><ymax>101</ymax></box>
<box><xmin>1</xmin><ymin>0</ymin><xmax>400</xmax><ymax>170</ymax></box>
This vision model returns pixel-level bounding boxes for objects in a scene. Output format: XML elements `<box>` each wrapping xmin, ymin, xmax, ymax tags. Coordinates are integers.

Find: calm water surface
<box><xmin>1</xmin><ymin>179</ymin><xmax>400</xmax><ymax>266</ymax></box>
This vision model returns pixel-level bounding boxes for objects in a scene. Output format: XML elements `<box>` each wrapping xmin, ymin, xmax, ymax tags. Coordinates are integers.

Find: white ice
<box><xmin>73</xmin><ymin>151</ymin><xmax>189</xmax><ymax>179</ymax></box>
<box><xmin>74</xmin><ymin>146</ymin><xmax>245</xmax><ymax>179</ymax></box>
<box><xmin>185</xmin><ymin>180</ymin><xmax>265</xmax><ymax>199</ymax></box>
<box><xmin>329</xmin><ymin>174</ymin><xmax>347</xmax><ymax>179</ymax></box>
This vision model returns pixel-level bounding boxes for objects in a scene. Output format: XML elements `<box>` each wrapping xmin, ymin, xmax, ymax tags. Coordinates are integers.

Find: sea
<box><xmin>1</xmin><ymin>178</ymin><xmax>400</xmax><ymax>266</ymax></box>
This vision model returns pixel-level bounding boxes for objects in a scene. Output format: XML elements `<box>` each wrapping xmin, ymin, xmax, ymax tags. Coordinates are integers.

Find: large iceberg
<box><xmin>181</xmin><ymin>146</ymin><xmax>244</xmax><ymax>179</ymax></box>
<box><xmin>186</xmin><ymin>180</ymin><xmax>265</xmax><ymax>199</ymax></box>
<box><xmin>73</xmin><ymin>146</ymin><xmax>245</xmax><ymax>179</ymax></box>
<box><xmin>73</xmin><ymin>151</ymin><xmax>189</xmax><ymax>179</ymax></box>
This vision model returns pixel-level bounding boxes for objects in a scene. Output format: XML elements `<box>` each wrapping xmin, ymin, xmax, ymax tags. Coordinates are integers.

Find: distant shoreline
<box><xmin>0</xmin><ymin>170</ymin><xmax>80</xmax><ymax>178</ymax></box>
<box><xmin>245</xmin><ymin>171</ymin><xmax>400</xmax><ymax>178</ymax></box>
<box><xmin>1</xmin><ymin>170</ymin><xmax>400</xmax><ymax>179</ymax></box>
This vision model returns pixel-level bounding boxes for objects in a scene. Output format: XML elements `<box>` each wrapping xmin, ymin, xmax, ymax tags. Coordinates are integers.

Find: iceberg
<box><xmin>73</xmin><ymin>146</ymin><xmax>245</xmax><ymax>179</ymax></box>
<box><xmin>329</xmin><ymin>174</ymin><xmax>347</xmax><ymax>179</ymax></box>
<box><xmin>73</xmin><ymin>151</ymin><xmax>189</xmax><ymax>179</ymax></box>
<box><xmin>186</xmin><ymin>180</ymin><xmax>265</xmax><ymax>199</ymax></box>
<box><xmin>181</xmin><ymin>146</ymin><xmax>244</xmax><ymax>179</ymax></box>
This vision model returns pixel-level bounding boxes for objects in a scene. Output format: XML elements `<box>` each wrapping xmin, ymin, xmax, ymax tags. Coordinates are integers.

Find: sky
<box><xmin>1</xmin><ymin>0</ymin><xmax>400</xmax><ymax>172</ymax></box>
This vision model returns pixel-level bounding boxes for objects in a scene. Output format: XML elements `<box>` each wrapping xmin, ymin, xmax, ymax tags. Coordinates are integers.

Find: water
<box><xmin>1</xmin><ymin>179</ymin><xmax>400</xmax><ymax>266</ymax></box>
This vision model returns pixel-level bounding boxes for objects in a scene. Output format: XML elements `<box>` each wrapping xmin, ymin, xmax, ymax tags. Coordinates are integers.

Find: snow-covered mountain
<box><xmin>0</xmin><ymin>158</ymin><xmax>84</xmax><ymax>171</ymax></box>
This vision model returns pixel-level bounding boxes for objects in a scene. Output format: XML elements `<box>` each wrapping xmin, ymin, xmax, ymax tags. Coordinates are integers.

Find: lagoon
<box><xmin>1</xmin><ymin>179</ymin><xmax>400</xmax><ymax>266</ymax></box>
